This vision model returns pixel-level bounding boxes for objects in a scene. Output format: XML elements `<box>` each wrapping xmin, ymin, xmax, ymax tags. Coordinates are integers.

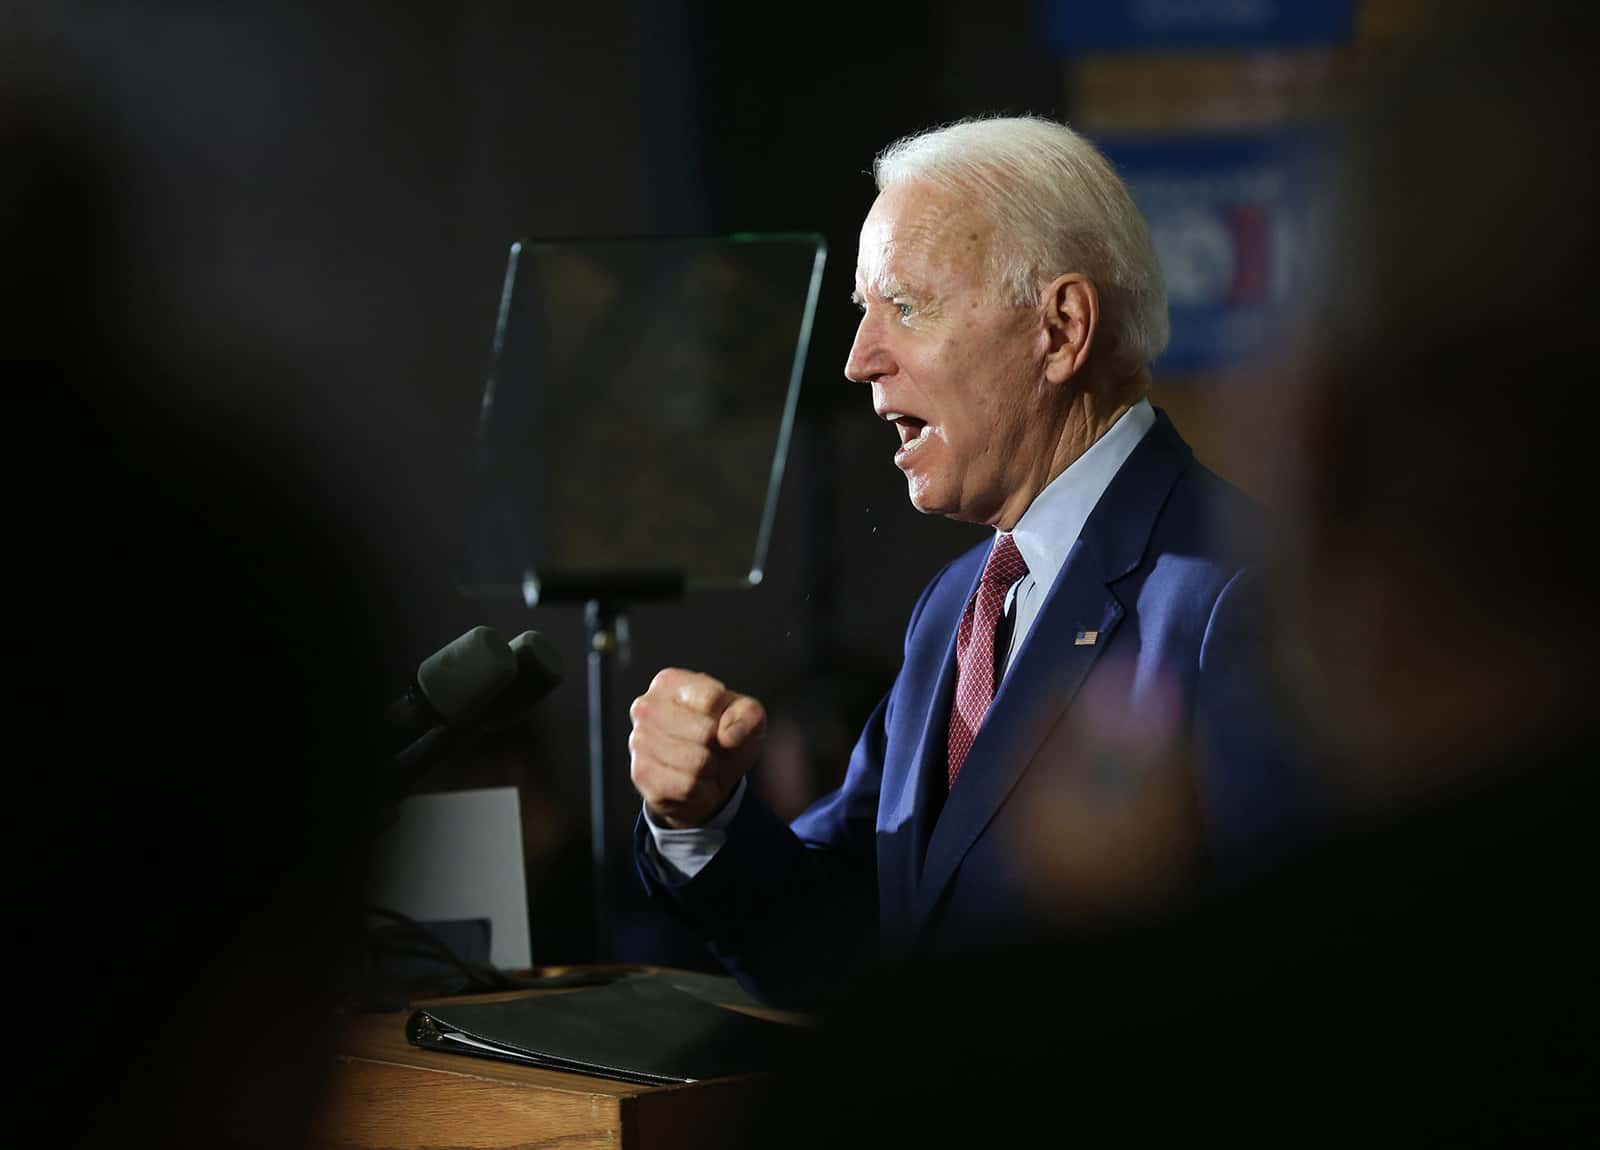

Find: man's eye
<box><xmin>896</xmin><ymin>302</ymin><xmax>914</xmax><ymax>320</ymax></box>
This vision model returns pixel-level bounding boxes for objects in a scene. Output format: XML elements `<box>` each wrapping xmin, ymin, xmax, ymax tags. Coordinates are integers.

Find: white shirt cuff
<box><xmin>641</xmin><ymin>777</ymin><xmax>748</xmax><ymax>882</ymax></box>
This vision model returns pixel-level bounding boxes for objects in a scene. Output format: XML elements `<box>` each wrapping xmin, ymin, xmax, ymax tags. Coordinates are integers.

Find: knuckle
<box><xmin>741</xmin><ymin>696</ymin><xmax>768</xmax><ymax>728</ymax></box>
<box><xmin>649</xmin><ymin>668</ymin><xmax>679</xmax><ymax>693</ymax></box>
<box><xmin>683</xmin><ymin>676</ymin><xmax>725</xmax><ymax>712</ymax></box>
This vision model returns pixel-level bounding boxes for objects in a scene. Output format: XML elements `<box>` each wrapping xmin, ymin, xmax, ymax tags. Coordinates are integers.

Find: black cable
<box><xmin>362</xmin><ymin>904</ymin><xmax>637</xmax><ymax>994</ymax></box>
<box><xmin>364</xmin><ymin>904</ymin><xmax>516</xmax><ymax>991</ymax></box>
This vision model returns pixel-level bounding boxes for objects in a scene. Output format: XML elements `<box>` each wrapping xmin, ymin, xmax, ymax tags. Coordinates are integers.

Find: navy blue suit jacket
<box><xmin>635</xmin><ymin>411</ymin><xmax>1310</xmax><ymax>1005</ymax></box>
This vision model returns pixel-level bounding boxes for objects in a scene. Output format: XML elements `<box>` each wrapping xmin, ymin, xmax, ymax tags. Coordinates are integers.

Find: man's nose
<box><xmin>844</xmin><ymin>313</ymin><xmax>892</xmax><ymax>384</ymax></box>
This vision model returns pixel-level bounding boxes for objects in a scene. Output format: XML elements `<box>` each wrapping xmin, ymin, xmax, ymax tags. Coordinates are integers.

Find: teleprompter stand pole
<box><xmin>583</xmin><ymin>598</ymin><xmax>622</xmax><ymax>964</ymax></box>
<box><xmin>524</xmin><ymin>570</ymin><xmax>684</xmax><ymax>963</ymax></box>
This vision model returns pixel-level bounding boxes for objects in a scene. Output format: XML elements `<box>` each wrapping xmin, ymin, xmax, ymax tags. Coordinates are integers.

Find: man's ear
<box><xmin>1042</xmin><ymin>274</ymin><xmax>1099</xmax><ymax>384</ymax></box>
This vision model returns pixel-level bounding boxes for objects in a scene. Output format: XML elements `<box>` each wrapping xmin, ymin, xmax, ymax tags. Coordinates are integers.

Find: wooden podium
<box><xmin>310</xmin><ymin>979</ymin><xmax>783</xmax><ymax>1150</ymax></box>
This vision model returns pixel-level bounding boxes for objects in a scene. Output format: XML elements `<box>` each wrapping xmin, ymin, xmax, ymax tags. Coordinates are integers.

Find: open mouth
<box><xmin>884</xmin><ymin>413</ymin><xmax>929</xmax><ymax>449</ymax></box>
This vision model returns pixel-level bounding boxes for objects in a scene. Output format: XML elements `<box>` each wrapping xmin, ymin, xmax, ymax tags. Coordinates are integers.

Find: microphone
<box><xmin>386</xmin><ymin>625</ymin><xmax>564</xmax><ymax>794</ymax></box>
<box><xmin>476</xmin><ymin>630</ymin><xmax>564</xmax><ymax>731</ymax></box>
<box><xmin>384</xmin><ymin>626</ymin><xmax>517</xmax><ymax>759</ymax></box>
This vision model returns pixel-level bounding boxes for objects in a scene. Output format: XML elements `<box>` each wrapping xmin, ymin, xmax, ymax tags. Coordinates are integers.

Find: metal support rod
<box><xmin>584</xmin><ymin>599</ymin><xmax>615</xmax><ymax>962</ymax></box>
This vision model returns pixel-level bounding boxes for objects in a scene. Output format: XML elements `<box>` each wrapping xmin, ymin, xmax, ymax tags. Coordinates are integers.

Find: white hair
<box><xmin>874</xmin><ymin>116</ymin><xmax>1169</xmax><ymax>374</ymax></box>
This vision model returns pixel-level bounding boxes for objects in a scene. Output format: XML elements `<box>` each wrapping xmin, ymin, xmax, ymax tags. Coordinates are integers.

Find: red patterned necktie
<box><xmin>947</xmin><ymin>533</ymin><xmax>1029</xmax><ymax>789</ymax></box>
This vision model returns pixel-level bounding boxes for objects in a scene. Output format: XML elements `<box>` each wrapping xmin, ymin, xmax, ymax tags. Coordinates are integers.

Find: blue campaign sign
<box><xmin>1046</xmin><ymin>0</ymin><xmax>1356</xmax><ymax>54</ymax></box>
<box><xmin>1099</xmin><ymin>131</ymin><xmax>1332</xmax><ymax>375</ymax></box>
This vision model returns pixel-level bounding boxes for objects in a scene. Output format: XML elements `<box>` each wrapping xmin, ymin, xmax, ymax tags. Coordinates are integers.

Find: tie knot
<box><xmin>981</xmin><ymin>533</ymin><xmax>1028</xmax><ymax>589</ymax></box>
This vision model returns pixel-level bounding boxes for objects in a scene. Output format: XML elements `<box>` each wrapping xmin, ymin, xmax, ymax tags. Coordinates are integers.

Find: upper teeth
<box><xmin>885</xmin><ymin>412</ymin><xmax>906</xmax><ymax>421</ymax></box>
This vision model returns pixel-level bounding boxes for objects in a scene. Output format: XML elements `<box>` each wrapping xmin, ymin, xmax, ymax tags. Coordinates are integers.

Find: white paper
<box><xmin>367</xmin><ymin>785</ymin><xmax>532</xmax><ymax>970</ymax></box>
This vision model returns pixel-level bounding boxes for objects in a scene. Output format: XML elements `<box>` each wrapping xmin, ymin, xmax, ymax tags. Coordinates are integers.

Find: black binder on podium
<box><xmin>405</xmin><ymin>969</ymin><xmax>810</xmax><ymax>1085</ymax></box>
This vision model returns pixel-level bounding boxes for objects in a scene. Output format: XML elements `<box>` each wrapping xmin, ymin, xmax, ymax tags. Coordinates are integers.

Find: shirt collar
<box><xmin>1000</xmin><ymin>398</ymin><xmax>1156</xmax><ymax>591</ymax></box>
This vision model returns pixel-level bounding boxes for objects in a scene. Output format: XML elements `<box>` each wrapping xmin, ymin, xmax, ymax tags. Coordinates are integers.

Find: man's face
<box><xmin>845</xmin><ymin>180</ymin><xmax>1048</xmax><ymax>526</ymax></box>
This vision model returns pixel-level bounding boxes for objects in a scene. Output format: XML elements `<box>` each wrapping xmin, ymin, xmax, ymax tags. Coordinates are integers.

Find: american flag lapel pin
<box><xmin>1074</xmin><ymin>630</ymin><xmax>1099</xmax><ymax>646</ymax></box>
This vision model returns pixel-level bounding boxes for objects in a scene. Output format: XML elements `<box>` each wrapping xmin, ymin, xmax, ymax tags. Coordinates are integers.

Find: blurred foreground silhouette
<box><xmin>6</xmin><ymin>58</ymin><xmax>390</xmax><ymax>1149</ymax></box>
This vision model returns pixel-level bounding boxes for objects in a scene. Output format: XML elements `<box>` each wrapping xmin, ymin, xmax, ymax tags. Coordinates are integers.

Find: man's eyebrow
<box><xmin>853</xmin><ymin>273</ymin><xmax>910</xmax><ymax>305</ymax></box>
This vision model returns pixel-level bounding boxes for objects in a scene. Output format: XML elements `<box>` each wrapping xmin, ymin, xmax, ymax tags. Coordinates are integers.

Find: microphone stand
<box><xmin>584</xmin><ymin>598</ymin><xmax>621</xmax><ymax>965</ymax></box>
<box><xmin>525</xmin><ymin>570</ymin><xmax>683</xmax><ymax>962</ymax></box>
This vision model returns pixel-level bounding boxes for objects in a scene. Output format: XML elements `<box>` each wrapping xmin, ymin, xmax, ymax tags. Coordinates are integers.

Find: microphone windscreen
<box><xmin>476</xmin><ymin>630</ymin><xmax>564</xmax><ymax>730</ymax></box>
<box><xmin>509</xmin><ymin>630</ymin><xmax>563</xmax><ymax>690</ymax></box>
<box><xmin>415</xmin><ymin>625</ymin><xmax>517</xmax><ymax>722</ymax></box>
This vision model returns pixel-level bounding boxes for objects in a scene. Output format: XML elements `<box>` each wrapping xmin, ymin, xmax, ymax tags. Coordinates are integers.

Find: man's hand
<box><xmin>628</xmin><ymin>668</ymin><xmax>767</xmax><ymax>829</ymax></box>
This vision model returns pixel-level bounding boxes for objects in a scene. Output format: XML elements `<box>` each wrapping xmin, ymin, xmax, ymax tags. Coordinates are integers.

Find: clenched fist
<box><xmin>628</xmin><ymin>668</ymin><xmax>767</xmax><ymax>829</ymax></box>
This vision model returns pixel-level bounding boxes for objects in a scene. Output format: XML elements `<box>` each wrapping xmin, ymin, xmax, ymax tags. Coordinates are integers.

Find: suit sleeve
<box><xmin>1192</xmin><ymin>566</ymin><xmax>1321</xmax><ymax>869</ymax></box>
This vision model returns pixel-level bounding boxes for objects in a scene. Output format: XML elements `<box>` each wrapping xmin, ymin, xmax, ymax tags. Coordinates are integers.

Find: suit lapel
<box><xmin>911</xmin><ymin>410</ymin><xmax>1195</xmax><ymax>930</ymax></box>
<box><xmin>875</xmin><ymin>547</ymin><xmax>983</xmax><ymax>924</ymax></box>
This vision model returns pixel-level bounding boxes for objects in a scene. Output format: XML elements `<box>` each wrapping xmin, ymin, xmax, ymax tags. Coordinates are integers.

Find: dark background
<box><xmin>3</xmin><ymin>1</ymin><xmax>1422</xmax><ymax>966</ymax></box>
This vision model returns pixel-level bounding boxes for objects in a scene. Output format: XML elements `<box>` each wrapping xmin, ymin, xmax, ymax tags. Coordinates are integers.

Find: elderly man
<box><xmin>628</xmin><ymin>117</ymin><xmax>1307</xmax><ymax>1004</ymax></box>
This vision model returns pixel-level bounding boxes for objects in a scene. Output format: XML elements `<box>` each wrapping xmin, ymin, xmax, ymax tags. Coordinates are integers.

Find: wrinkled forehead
<box><xmin>854</xmin><ymin>180</ymin><xmax>991</xmax><ymax>296</ymax></box>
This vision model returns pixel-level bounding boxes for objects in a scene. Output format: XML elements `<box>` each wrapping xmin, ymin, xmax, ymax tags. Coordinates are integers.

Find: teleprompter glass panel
<box><xmin>462</xmin><ymin>234</ymin><xmax>826</xmax><ymax>602</ymax></box>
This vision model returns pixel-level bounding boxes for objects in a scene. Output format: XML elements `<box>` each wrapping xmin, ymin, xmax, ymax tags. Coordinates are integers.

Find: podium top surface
<box><xmin>316</xmin><ymin>977</ymin><xmax>789</xmax><ymax>1150</ymax></box>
